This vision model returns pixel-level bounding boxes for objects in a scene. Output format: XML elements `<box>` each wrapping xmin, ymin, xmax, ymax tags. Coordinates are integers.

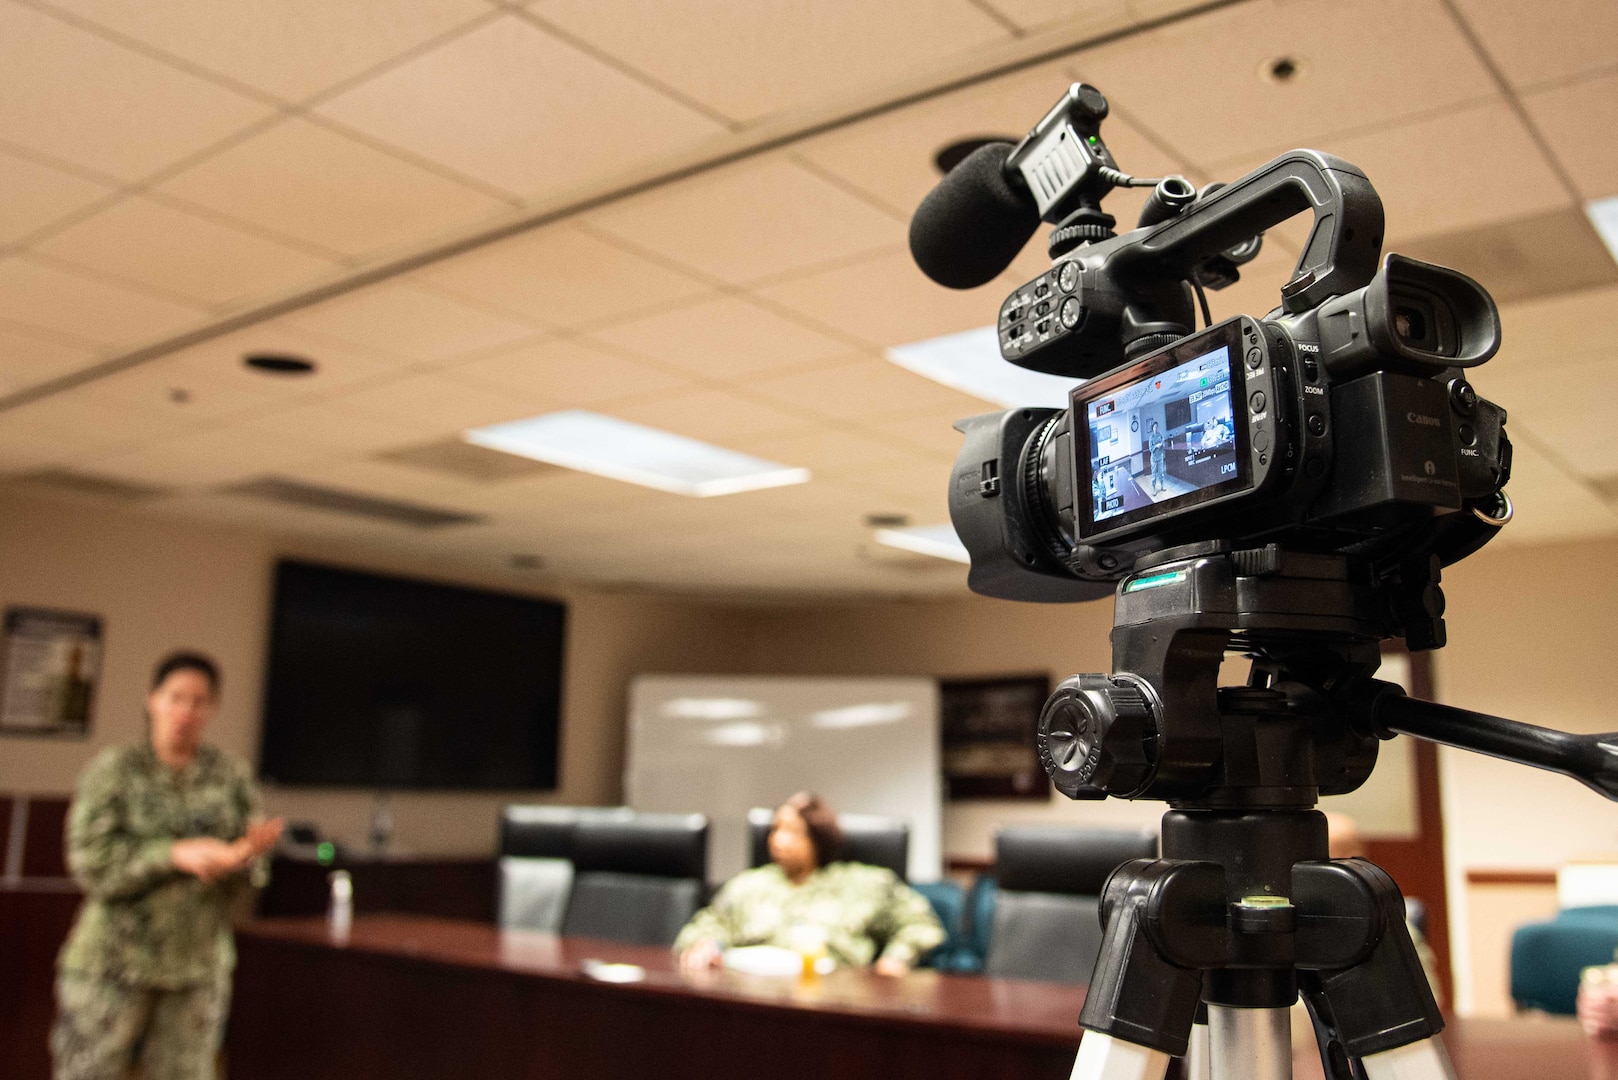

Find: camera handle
<box><xmin>1112</xmin><ymin>150</ymin><xmax>1386</xmax><ymax>316</ymax></box>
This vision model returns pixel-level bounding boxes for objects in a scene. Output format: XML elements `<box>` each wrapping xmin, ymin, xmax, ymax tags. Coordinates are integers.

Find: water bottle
<box><xmin>328</xmin><ymin>869</ymin><xmax>353</xmax><ymax>942</ymax></box>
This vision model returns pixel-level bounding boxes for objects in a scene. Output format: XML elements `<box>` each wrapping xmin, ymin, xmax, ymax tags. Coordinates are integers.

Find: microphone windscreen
<box><xmin>909</xmin><ymin>142</ymin><xmax>1041</xmax><ymax>290</ymax></box>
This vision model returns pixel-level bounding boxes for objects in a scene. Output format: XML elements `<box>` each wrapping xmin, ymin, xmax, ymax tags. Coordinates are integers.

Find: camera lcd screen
<box><xmin>1079</xmin><ymin>337</ymin><xmax>1247</xmax><ymax>536</ymax></box>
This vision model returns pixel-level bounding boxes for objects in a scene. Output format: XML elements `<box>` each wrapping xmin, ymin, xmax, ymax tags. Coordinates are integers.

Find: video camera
<box><xmin>911</xmin><ymin>83</ymin><xmax>1512</xmax><ymax>638</ymax></box>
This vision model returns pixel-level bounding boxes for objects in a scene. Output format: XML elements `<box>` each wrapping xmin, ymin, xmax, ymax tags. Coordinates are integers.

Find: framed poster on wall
<box><xmin>0</xmin><ymin>607</ymin><xmax>102</xmax><ymax>738</ymax></box>
<box><xmin>940</xmin><ymin>674</ymin><xmax>1051</xmax><ymax>800</ymax></box>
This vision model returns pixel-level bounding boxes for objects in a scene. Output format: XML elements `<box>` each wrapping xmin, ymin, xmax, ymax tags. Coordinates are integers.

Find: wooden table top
<box><xmin>238</xmin><ymin>914</ymin><xmax>1090</xmax><ymax>1048</ymax></box>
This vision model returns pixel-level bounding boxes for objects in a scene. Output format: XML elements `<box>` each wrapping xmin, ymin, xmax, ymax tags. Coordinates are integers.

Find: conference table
<box><xmin>227</xmin><ymin>914</ymin><xmax>1606</xmax><ymax>1080</ymax></box>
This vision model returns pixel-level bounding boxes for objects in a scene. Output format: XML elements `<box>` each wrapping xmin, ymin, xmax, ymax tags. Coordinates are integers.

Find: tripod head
<box><xmin>1037</xmin><ymin>542</ymin><xmax>1618</xmax><ymax>810</ymax></box>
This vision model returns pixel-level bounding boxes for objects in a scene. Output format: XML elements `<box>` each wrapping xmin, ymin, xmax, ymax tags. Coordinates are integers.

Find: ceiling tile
<box><xmin>336</xmin><ymin>372</ymin><xmax>537</xmax><ymax>431</ymax></box>
<box><xmin>734</xmin><ymin>427</ymin><xmax>934</xmax><ymax>480</ymax></box>
<box><xmin>74</xmin><ymin>356</ymin><xmax>295</xmax><ymax>428</ymax></box>
<box><xmin>523</xmin><ymin>0</ymin><xmax>1010</xmax><ymax>123</ymax></box>
<box><xmin>314</xmin><ymin>16</ymin><xmax>726</xmax><ymax>198</ymax></box>
<box><xmin>42</xmin><ymin>0</ymin><xmax>493</xmax><ymax>103</ymax></box>
<box><xmin>796</xmin><ymin>59</ymin><xmax>1184</xmax><ymax>219</ymax></box>
<box><xmin>584</xmin><ymin>295</ymin><xmax>853</xmax><ymax>380</ymax></box>
<box><xmin>287</xmin><ymin>281</ymin><xmax>541</xmax><ymax>362</ymax></box>
<box><xmin>238</xmin><ymin>399</ymin><xmax>425</xmax><ymax>454</ymax></box>
<box><xmin>32</xmin><ymin>196</ymin><xmax>340</xmax><ymax>307</ymax></box>
<box><xmin>585</xmin><ymin>156</ymin><xmax>905</xmax><ymax>285</ymax></box>
<box><xmin>82</xmin><ymin>422</ymin><xmax>329</xmax><ymax>488</ymax></box>
<box><xmin>1069</xmin><ymin>0</ymin><xmax>1497</xmax><ymax>169</ymax></box>
<box><xmin>447</xmin><ymin>337</ymin><xmax>691</xmax><ymax>408</ymax></box>
<box><xmin>756</xmin><ymin>248</ymin><xmax>1024</xmax><ymax>351</ymax></box>
<box><xmin>974</xmin><ymin>0</ymin><xmax>1133</xmax><ymax>34</ymax></box>
<box><xmin>1523</xmin><ymin>72</ymin><xmax>1618</xmax><ymax>200</ymax></box>
<box><xmin>0</xmin><ymin>2</ymin><xmax>272</xmax><ymax>182</ymax></box>
<box><xmin>0</xmin><ymin>323</ymin><xmax>101</xmax><ymax>390</ymax></box>
<box><xmin>155</xmin><ymin>117</ymin><xmax>511</xmax><ymax>258</ymax></box>
<box><xmin>161</xmin><ymin>322</ymin><xmax>410</xmax><ymax>397</ymax></box>
<box><xmin>1488</xmin><ymin>285</ymin><xmax>1618</xmax><ymax>381</ymax></box>
<box><xmin>746</xmin><ymin>355</ymin><xmax>995</xmax><ymax>423</ymax></box>
<box><xmin>1448</xmin><ymin>0</ymin><xmax>1618</xmax><ymax>90</ymax></box>
<box><xmin>0</xmin><ymin>148</ymin><xmax>116</xmax><ymax>246</ymax></box>
<box><xmin>606</xmin><ymin>389</ymin><xmax>821</xmax><ymax>444</ymax></box>
<box><xmin>1212</xmin><ymin>101</ymin><xmax>1569</xmax><ymax>247</ymax></box>
<box><xmin>877</xmin><ymin>410</ymin><xmax>976</xmax><ymax>459</ymax></box>
<box><xmin>1486</xmin><ymin>351</ymin><xmax>1618</xmax><ymax>477</ymax></box>
<box><xmin>0</xmin><ymin>391</ymin><xmax>179</xmax><ymax>460</ymax></box>
<box><xmin>413</xmin><ymin>223</ymin><xmax>713</xmax><ymax>330</ymax></box>
<box><xmin>0</xmin><ymin>255</ymin><xmax>206</xmax><ymax>347</ymax></box>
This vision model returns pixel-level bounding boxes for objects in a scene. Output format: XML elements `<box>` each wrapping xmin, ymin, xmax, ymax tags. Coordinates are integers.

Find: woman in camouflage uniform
<box><xmin>52</xmin><ymin>652</ymin><xmax>283</xmax><ymax>1080</ymax></box>
<box><xmin>675</xmin><ymin>792</ymin><xmax>944</xmax><ymax>975</ymax></box>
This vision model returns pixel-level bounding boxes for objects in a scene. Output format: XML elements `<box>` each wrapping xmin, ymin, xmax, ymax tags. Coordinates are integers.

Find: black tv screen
<box><xmin>259</xmin><ymin>560</ymin><xmax>566</xmax><ymax>789</ymax></box>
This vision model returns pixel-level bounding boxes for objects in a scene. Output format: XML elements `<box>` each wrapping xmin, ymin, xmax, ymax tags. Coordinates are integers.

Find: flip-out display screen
<box><xmin>1080</xmin><ymin>336</ymin><xmax>1249</xmax><ymax>537</ymax></box>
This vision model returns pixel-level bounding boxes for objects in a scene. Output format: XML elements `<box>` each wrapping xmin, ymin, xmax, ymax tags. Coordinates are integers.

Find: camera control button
<box><xmin>1249</xmin><ymin>391</ymin><xmax>1266</xmax><ymax>413</ymax></box>
<box><xmin>1058</xmin><ymin>262</ymin><xmax>1080</xmax><ymax>292</ymax></box>
<box><xmin>1246</xmin><ymin>347</ymin><xmax>1262</xmax><ymax>370</ymax></box>
<box><xmin>1305</xmin><ymin>457</ymin><xmax>1326</xmax><ymax>479</ymax></box>
<box><xmin>1307</xmin><ymin>413</ymin><xmax>1327</xmax><ymax>437</ymax></box>
<box><xmin>1253</xmin><ymin>429</ymin><xmax>1271</xmax><ymax>452</ymax></box>
<box><xmin>1458</xmin><ymin>422</ymin><xmax>1477</xmax><ymax>447</ymax></box>
<box><xmin>1059</xmin><ymin>297</ymin><xmax>1081</xmax><ymax>329</ymax></box>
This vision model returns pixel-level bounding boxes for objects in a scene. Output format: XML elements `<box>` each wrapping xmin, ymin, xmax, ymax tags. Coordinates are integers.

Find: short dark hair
<box><xmin>782</xmin><ymin>792</ymin><xmax>844</xmax><ymax>868</ymax></box>
<box><xmin>151</xmin><ymin>651</ymin><xmax>220</xmax><ymax>694</ymax></box>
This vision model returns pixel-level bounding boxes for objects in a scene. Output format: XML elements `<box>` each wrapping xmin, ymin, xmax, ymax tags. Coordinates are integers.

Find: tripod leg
<box><xmin>1069</xmin><ymin>1033</ymin><xmax>1173</xmax><ymax>1080</ymax></box>
<box><xmin>1357</xmin><ymin>1038</ymin><xmax>1455</xmax><ymax>1080</ymax></box>
<box><xmin>1184</xmin><ymin>1019</ymin><xmax>1210</xmax><ymax>1080</ymax></box>
<box><xmin>1208</xmin><ymin>1005</ymin><xmax>1290</xmax><ymax>1080</ymax></box>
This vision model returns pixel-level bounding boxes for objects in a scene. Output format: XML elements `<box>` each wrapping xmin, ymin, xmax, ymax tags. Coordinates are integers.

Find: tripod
<box><xmin>1037</xmin><ymin>544</ymin><xmax>1618</xmax><ymax>1080</ymax></box>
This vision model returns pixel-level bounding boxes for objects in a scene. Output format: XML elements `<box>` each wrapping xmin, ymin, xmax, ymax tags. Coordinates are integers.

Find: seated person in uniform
<box><xmin>675</xmin><ymin>792</ymin><xmax>944</xmax><ymax>976</ymax></box>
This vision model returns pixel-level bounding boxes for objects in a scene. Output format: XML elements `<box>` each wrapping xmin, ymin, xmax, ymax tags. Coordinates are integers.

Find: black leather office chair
<box><xmin>497</xmin><ymin>805</ymin><xmax>631</xmax><ymax>932</ymax></box>
<box><xmin>560</xmin><ymin>812</ymin><xmax>709</xmax><ymax>946</ymax></box>
<box><xmin>746</xmin><ymin>807</ymin><xmax>910</xmax><ymax>879</ymax></box>
<box><xmin>982</xmin><ymin>825</ymin><xmax>1158</xmax><ymax>984</ymax></box>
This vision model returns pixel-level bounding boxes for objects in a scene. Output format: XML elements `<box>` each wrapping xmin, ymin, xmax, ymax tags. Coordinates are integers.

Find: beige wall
<box><xmin>1434</xmin><ymin>536</ymin><xmax>1618</xmax><ymax>1013</ymax></box>
<box><xmin>0</xmin><ymin>490</ymin><xmax>755</xmax><ymax>855</ymax></box>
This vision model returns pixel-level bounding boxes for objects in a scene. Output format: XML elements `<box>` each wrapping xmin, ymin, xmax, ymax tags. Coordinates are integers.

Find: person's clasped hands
<box><xmin>170</xmin><ymin>817</ymin><xmax>285</xmax><ymax>884</ymax></box>
<box><xmin>1579</xmin><ymin>966</ymin><xmax>1618</xmax><ymax>1039</ymax></box>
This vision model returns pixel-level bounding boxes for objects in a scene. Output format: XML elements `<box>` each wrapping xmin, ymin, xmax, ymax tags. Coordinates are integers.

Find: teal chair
<box><xmin>911</xmin><ymin>880</ymin><xmax>980</xmax><ymax>972</ymax></box>
<box><xmin>1510</xmin><ymin>905</ymin><xmax>1618</xmax><ymax>1014</ymax></box>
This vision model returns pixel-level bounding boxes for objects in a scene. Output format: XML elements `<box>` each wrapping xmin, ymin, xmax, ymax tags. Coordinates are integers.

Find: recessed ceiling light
<box><xmin>1260</xmin><ymin>56</ymin><xmax>1306</xmax><ymax>83</ymax></box>
<box><xmin>509</xmin><ymin>553</ymin><xmax>546</xmax><ymax>571</ymax></box>
<box><xmin>864</xmin><ymin>512</ymin><xmax>911</xmax><ymax>528</ymax></box>
<box><xmin>934</xmin><ymin>135</ymin><xmax>1017</xmax><ymax>175</ymax></box>
<box><xmin>169</xmin><ymin>387</ymin><xmax>191</xmax><ymax>405</ymax></box>
<box><xmin>886</xmin><ymin>326</ymin><xmax>1082</xmax><ymax>408</ymax></box>
<box><xmin>873</xmin><ymin>523</ymin><xmax>971</xmax><ymax>564</ymax></box>
<box><xmin>1587</xmin><ymin>196</ymin><xmax>1618</xmax><ymax>268</ymax></box>
<box><xmin>244</xmin><ymin>353</ymin><xmax>316</xmax><ymax>375</ymax></box>
<box><xmin>463</xmin><ymin>410</ymin><xmax>811</xmax><ymax>497</ymax></box>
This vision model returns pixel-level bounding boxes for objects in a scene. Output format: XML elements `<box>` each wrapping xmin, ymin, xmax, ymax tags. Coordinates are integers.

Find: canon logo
<box><xmin>1406</xmin><ymin>412</ymin><xmax>1441</xmax><ymax>427</ymax></box>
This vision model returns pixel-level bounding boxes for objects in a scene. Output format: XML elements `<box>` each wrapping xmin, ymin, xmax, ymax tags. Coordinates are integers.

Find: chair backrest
<box><xmin>497</xmin><ymin>806</ymin><xmax>631</xmax><ymax>932</ymax></box>
<box><xmin>560</xmin><ymin>812</ymin><xmax>708</xmax><ymax>946</ymax></box>
<box><xmin>983</xmin><ymin>826</ymin><xmax>1158</xmax><ymax>984</ymax></box>
<box><xmin>746</xmin><ymin>807</ymin><xmax>910</xmax><ymax>880</ymax></box>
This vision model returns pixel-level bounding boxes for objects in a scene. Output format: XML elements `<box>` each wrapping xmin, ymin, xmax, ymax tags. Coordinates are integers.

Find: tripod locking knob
<box><xmin>1038</xmin><ymin>674</ymin><xmax>1157</xmax><ymax>799</ymax></box>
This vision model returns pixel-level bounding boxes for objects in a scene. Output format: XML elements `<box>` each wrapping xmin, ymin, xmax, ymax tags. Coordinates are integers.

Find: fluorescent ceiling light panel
<box><xmin>464</xmin><ymin>410</ymin><xmax>809</xmax><ymax>497</ymax></box>
<box><xmin>874</xmin><ymin>523</ymin><xmax>971</xmax><ymax>564</ymax></box>
<box><xmin>885</xmin><ymin>326</ymin><xmax>1083</xmax><ymax>408</ymax></box>
<box><xmin>661</xmin><ymin>697</ymin><xmax>764</xmax><ymax>721</ymax></box>
<box><xmin>1589</xmin><ymin>196</ymin><xmax>1618</xmax><ymax>267</ymax></box>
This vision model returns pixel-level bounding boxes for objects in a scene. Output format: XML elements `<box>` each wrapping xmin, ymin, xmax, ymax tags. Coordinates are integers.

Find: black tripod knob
<box><xmin>1037</xmin><ymin>674</ymin><xmax>1157</xmax><ymax>799</ymax></box>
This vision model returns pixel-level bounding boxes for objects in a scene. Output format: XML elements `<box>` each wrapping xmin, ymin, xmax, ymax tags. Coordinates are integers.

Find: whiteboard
<box><xmin>625</xmin><ymin>675</ymin><xmax>941</xmax><ymax>883</ymax></box>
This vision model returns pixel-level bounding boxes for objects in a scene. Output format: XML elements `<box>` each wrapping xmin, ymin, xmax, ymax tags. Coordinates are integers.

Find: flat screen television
<box><xmin>258</xmin><ymin>560</ymin><xmax>566</xmax><ymax>789</ymax></box>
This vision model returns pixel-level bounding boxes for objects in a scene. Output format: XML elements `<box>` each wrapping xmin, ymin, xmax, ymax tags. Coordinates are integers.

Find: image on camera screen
<box><xmin>1086</xmin><ymin>345</ymin><xmax>1238</xmax><ymax>525</ymax></box>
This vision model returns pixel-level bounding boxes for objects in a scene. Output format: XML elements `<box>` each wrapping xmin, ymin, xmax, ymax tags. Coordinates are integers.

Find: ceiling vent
<box><xmin>375</xmin><ymin>437</ymin><xmax>561</xmax><ymax>483</ymax></box>
<box><xmin>220</xmin><ymin>476</ymin><xmax>483</xmax><ymax>529</ymax></box>
<box><xmin>8</xmin><ymin>468</ymin><xmax>174</xmax><ymax>502</ymax></box>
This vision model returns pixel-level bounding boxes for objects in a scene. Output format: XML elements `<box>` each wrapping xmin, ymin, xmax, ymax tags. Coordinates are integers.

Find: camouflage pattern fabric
<box><xmin>51</xmin><ymin>970</ymin><xmax>230</xmax><ymax>1080</ymax></box>
<box><xmin>57</xmin><ymin>742</ymin><xmax>268</xmax><ymax>987</ymax></box>
<box><xmin>674</xmin><ymin>861</ymin><xmax>946</xmax><ymax>968</ymax></box>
